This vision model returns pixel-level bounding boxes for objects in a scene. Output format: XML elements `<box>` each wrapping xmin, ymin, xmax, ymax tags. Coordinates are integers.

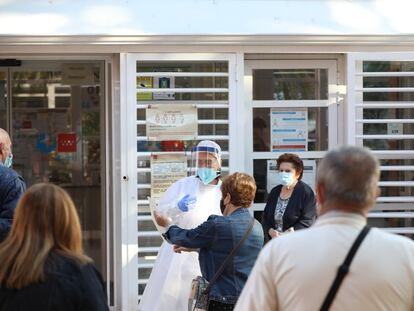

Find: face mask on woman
<box><xmin>279</xmin><ymin>171</ymin><xmax>294</xmax><ymax>186</ymax></box>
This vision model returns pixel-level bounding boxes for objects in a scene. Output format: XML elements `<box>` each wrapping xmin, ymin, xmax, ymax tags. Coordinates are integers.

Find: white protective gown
<box><xmin>139</xmin><ymin>176</ymin><xmax>222</xmax><ymax>311</ymax></box>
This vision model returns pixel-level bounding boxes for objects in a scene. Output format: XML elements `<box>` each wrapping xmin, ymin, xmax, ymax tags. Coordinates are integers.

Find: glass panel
<box><xmin>0</xmin><ymin>71</ymin><xmax>6</xmax><ymax>129</ymax></box>
<box><xmin>136</xmin><ymin>61</ymin><xmax>228</xmax><ymax>102</ymax></box>
<box><xmin>380</xmin><ymin>159</ymin><xmax>414</xmax><ymax>166</ymax></box>
<box><xmin>364</xmin><ymin>77</ymin><xmax>414</xmax><ymax>88</ymax></box>
<box><xmin>380</xmin><ymin>170</ymin><xmax>414</xmax><ymax>182</ymax></box>
<box><xmin>10</xmin><ymin>62</ymin><xmax>105</xmax><ymax>277</ymax></box>
<box><xmin>253</xmin><ymin>69</ymin><xmax>328</xmax><ymax>100</ymax></box>
<box><xmin>138</xmin><ymin>219</ymin><xmax>157</xmax><ymax>232</ymax></box>
<box><xmin>253</xmin><ymin>107</ymin><xmax>328</xmax><ymax>152</ymax></box>
<box><xmin>137</xmin><ymin>61</ymin><xmax>228</xmax><ymax>73</ymax></box>
<box><xmin>364</xmin><ymin>92</ymin><xmax>414</xmax><ymax>101</ymax></box>
<box><xmin>137</xmin><ymin>76</ymin><xmax>228</xmax><ymax>89</ymax></box>
<box><xmin>368</xmin><ymin>216</ymin><xmax>414</xmax><ymax>228</ymax></box>
<box><xmin>363</xmin><ymin>61</ymin><xmax>414</xmax><ymax>72</ymax></box>
<box><xmin>363</xmin><ymin>123</ymin><xmax>414</xmax><ymax>135</ymax></box>
<box><xmin>363</xmin><ymin>139</ymin><xmax>414</xmax><ymax>150</ymax></box>
<box><xmin>137</xmin><ymin>91</ymin><xmax>229</xmax><ymax>101</ymax></box>
<box><xmin>363</xmin><ymin>108</ymin><xmax>414</xmax><ymax>119</ymax></box>
<box><xmin>253</xmin><ymin>158</ymin><xmax>318</xmax><ymax>203</ymax></box>
<box><xmin>380</xmin><ymin>187</ymin><xmax>414</xmax><ymax>197</ymax></box>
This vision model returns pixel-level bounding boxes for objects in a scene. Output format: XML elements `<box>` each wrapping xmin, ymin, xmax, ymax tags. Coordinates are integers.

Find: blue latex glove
<box><xmin>177</xmin><ymin>194</ymin><xmax>197</xmax><ymax>212</ymax></box>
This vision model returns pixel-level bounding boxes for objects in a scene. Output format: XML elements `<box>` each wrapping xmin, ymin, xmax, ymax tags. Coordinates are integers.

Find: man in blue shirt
<box><xmin>0</xmin><ymin>128</ymin><xmax>26</xmax><ymax>241</ymax></box>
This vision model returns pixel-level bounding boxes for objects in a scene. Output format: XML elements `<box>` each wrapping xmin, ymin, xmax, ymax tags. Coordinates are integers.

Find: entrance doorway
<box><xmin>0</xmin><ymin>59</ymin><xmax>107</xmax><ymax>290</ymax></box>
<box><xmin>244</xmin><ymin>59</ymin><xmax>338</xmax><ymax>214</ymax></box>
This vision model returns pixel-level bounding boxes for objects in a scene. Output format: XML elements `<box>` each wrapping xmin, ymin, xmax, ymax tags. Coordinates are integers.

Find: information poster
<box><xmin>153</xmin><ymin>76</ymin><xmax>175</xmax><ymax>100</ymax></box>
<box><xmin>137</xmin><ymin>77</ymin><xmax>153</xmax><ymax>101</ymax></box>
<box><xmin>270</xmin><ymin>108</ymin><xmax>308</xmax><ymax>152</ymax></box>
<box><xmin>267</xmin><ymin>159</ymin><xmax>316</xmax><ymax>193</ymax></box>
<box><xmin>150</xmin><ymin>153</ymin><xmax>188</xmax><ymax>199</ymax></box>
<box><xmin>146</xmin><ymin>104</ymin><xmax>197</xmax><ymax>141</ymax></box>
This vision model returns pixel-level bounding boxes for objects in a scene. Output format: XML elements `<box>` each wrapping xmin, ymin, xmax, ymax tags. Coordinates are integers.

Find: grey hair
<box><xmin>316</xmin><ymin>146</ymin><xmax>380</xmax><ymax>208</ymax></box>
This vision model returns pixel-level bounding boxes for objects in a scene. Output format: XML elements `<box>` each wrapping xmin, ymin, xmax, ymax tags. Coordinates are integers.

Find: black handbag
<box><xmin>188</xmin><ymin>218</ymin><xmax>256</xmax><ymax>311</ymax></box>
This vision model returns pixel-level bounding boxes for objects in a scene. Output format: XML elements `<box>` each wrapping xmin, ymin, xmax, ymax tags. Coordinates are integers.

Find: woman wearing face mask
<box><xmin>154</xmin><ymin>172</ymin><xmax>263</xmax><ymax>311</ymax></box>
<box><xmin>262</xmin><ymin>153</ymin><xmax>316</xmax><ymax>242</ymax></box>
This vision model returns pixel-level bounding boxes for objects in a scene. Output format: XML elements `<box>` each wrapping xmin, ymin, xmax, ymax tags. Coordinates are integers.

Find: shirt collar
<box><xmin>315</xmin><ymin>210</ymin><xmax>367</xmax><ymax>228</ymax></box>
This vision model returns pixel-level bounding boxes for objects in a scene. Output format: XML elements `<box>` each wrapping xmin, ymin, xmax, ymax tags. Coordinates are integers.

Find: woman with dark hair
<box><xmin>0</xmin><ymin>183</ymin><xmax>109</xmax><ymax>311</ymax></box>
<box><xmin>262</xmin><ymin>153</ymin><xmax>317</xmax><ymax>242</ymax></box>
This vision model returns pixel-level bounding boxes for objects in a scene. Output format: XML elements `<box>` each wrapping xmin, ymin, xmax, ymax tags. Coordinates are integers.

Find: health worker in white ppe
<box><xmin>139</xmin><ymin>140</ymin><xmax>223</xmax><ymax>311</ymax></box>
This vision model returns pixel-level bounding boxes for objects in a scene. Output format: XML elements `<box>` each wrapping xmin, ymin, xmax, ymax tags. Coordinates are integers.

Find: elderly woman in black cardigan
<box><xmin>262</xmin><ymin>153</ymin><xmax>317</xmax><ymax>241</ymax></box>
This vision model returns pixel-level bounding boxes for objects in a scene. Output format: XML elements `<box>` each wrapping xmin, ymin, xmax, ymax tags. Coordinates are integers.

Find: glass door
<box><xmin>0</xmin><ymin>69</ymin><xmax>7</xmax><ymax>129</ymax></box>
<box><xmin>244</xmin><ymin>59</ymin><xmax>338</xmax><ymax>216</ymax></box>
<box><xmin>2</xmin><ymin>60</ymin><xmax>108</xmax><ymax>294</ymax></box>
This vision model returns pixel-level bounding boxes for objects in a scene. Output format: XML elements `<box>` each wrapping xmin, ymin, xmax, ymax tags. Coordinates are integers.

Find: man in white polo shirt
<box><xmin>235</xmin><ymin>146</ymin><xmax>414</xmax><ymax>311</ymax></box>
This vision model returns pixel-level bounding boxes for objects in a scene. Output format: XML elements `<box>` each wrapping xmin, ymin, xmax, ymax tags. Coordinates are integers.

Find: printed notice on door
<box><xmin>146</xmin><ymin>104</ymin><xmax>197</xmax><ymax>141</ymax></box>
<box><xmin>270</xmin><ymin>108</ymin><xmax>308</xmax><ymax>152</ymax></box>
<box><xmin>151</xmin><ymin>154</ymin><xmax>188</xmax><ymax>199</ymax></box>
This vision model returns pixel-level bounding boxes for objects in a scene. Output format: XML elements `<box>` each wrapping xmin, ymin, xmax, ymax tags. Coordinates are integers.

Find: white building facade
<box><xmin>1</xmin><ymin>1</ymin><xmax>414</xmax><ymax>310</ymax></box>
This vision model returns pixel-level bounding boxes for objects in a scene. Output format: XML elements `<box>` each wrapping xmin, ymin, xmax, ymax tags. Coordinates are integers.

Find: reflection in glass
<box><xmin>363</xmin><ymin>108</ymin><xmax>414</xmax><ymax>119</ymax></box>
<box><xmin>137</xmin><ymin>61</ymin><xmax>228</xmax><ymax>73</ymax></box>
<box><xmin>253</xmin><ymin>69</ymin><xmax>328</xmax><ymax>100</ymax></box>
<box><xmin>363</xmin><ymin>61</ymin><xmax>414</xmax><ymax>72</ymax></box>
<box><xmin>136</xmin><ymin>61</ymin><xmax>228</xmax><ymax>102</ymax></box>
<box><xmin>363</xmin><ymin>123</ymin><xmax>414</xmax><ymax>135</ymax></box>
<box><xmin>10</xmin><ymin>63</ymin><xmax>105</xmax><ymax>280</ymax></box>
<box><xmin>364</xmin><ymin>92</ymin><xmax>414</xmax><ymax>102</ymax></box>
<box><xmin>368</xmin><ymin>216</ymin><xmax>414</xmax><ymax>229</ymax></box>
<box><xmin>0</xmin><ymin>71</ymin><xmax>6</xmax><ymax>129</ymax></box>
<box><xmin>380</xmin><ymin>170</ymin><xmax>414</xmax><ymax>182</ymax></box>
<box><xmin>253</xmin><ymin>108</ymin><xmax>328</xmax><ymax>152</ymax></box>
<box><xmin>380</xmin><ymin>187</ymin><xmax>413</xmax><ymax>197</ymax></box>
<box><xmin>364</xmin><ymin>139</ymin><xmax>414</xmax><ymax>151</ymax></box>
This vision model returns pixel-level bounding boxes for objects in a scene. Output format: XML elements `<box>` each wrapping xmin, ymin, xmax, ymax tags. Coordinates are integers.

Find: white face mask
<box><xmin>279</xmin><ymin>172</ymin><xmax>294</xmax><ymax>186</ymax></box>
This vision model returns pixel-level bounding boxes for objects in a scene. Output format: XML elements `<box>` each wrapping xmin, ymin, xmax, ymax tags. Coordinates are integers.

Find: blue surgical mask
<box><xmin>279</xmin><ymin>172</ymin><xmax>294</xmax><ymax>186</ymax></box>
<box><xmin>4</xmin><ymin>153</ymin><xmax>13</xmax><ymax>168</ymax></box>
<box><xmin>197</xmin><ymin>168</ymin><xmax>218</xmax><ymax>185</ymax></box>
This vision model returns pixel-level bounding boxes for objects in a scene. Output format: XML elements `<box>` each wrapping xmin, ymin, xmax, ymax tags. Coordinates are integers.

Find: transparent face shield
<box><xmin>191</xmin><ymin>145</ymin><xmax>221</xmax><ymax>185</ymax></box>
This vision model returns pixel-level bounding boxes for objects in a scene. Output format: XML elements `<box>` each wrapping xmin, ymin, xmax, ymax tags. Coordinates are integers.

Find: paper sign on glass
<box><xmin>271</xmin><ymin>108</ymin><xmax>308</xmax><ymax>152</ymax></box>
<box><xmin>150</xmin><ymin>153</ymin><xmax>188</xmax><ymax>199</ymax></box>
<box><xmin>146</xmin><ymin>104</ymin><xmax>197</xmax><ymax>141</ymax></box>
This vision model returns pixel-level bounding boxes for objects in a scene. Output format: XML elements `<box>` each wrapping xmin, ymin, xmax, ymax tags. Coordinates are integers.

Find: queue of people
<box><xmin>1</xmin><ymin>131</ymin><xmax>414</xmax><ymax>311</ymax></box>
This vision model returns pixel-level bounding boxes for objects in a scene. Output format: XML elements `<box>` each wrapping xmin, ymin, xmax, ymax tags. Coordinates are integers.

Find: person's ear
<box><xmin>224</xmin><ymin>193</ymin><xmax>231</xmax><ymax>205</ymax></box>
<box><xmin>316</xmin><ymin>182</ymin><xmax>324</xmax><ymax>206</ymax></box>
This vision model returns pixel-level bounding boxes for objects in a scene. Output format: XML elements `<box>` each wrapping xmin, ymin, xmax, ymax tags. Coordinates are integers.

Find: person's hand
<box><xmin>154</xmin><ymin>212</ymin><xmax>172</xmax><ymax>227</ymax></box>
<box><xmin>177</xmin><ymin>194</ymin><xmax>197</xmax><ymax>212</ymax></box>
<box><xmin>173</xmin><ymin>245</ymin><xmax>198</xmax><ymax>253</ymax></box>
<box><xmin>268</xmin><ymin>228</ymin><xmax>280</xmax><ymax>239</ymax></box>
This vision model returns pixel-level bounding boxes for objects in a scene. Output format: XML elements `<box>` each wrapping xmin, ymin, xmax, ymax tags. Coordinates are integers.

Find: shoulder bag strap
<box><xmin>204</xmin><ymin>218</ymin><xmax>255</xmax><ymax>293</ymax></box>
<box><xmin>320</xmin><ymin>225</ymin><xmax>371</xmax><ymax>311</ymax></box>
